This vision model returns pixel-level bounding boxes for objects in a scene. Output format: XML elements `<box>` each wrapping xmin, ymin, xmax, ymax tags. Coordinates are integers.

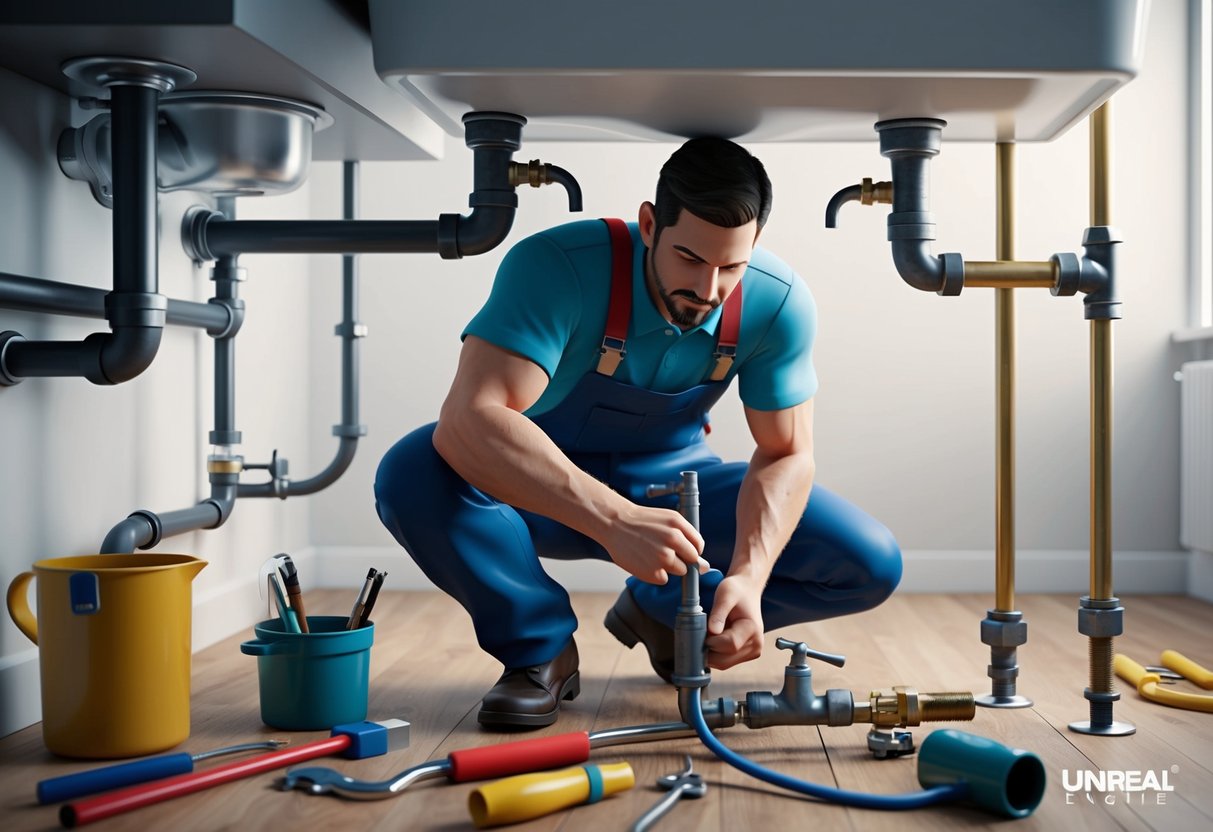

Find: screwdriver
<box><xmin>37</xmin><ymin>740</ymin><xmax>288</xmax><ymax>804</ymax></box>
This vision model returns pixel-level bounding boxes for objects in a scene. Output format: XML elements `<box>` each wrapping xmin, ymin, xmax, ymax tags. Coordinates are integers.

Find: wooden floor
<box><xmin>2</xmin><ymin>590</ymin><xmax>1212</xmax><ymax>831</ymax></box>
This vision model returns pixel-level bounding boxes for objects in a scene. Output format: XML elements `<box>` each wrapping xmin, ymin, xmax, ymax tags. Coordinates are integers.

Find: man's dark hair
<box><xmin>653</xmin><ymin>137</ymin><xmax>772</xmax><ymax>234</ymax></box>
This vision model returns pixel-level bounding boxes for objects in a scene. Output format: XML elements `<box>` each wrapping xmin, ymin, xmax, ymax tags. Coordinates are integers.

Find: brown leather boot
<box><xmin>604</xmin><ymin>586</ymin><xmax>675</xmax><ymax>684</ymax></box>
<box><xmin>477</xmin><ymin>639</ymin><xmax>581</xmax><ymax>729</ymax></box>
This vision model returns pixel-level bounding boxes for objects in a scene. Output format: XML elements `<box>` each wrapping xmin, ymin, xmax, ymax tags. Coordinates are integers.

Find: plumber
<box><xmin>374</xmin><ymin>138</ymin><xmax>902</xmax><ymax>730</ymax></box>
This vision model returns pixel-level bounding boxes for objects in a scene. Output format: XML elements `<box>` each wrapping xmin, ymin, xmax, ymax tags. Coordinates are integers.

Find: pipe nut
<box><xmin>1050</xmin><ymin>251</ymin><xmax>1081</xmax><ymax>296</ymax></box>
<box><xmin>1077</xmin><ymin>605</ymin><xmax>1124</xmax><ymax>638</ymax></box>
<box><xmin>939</xmin><ymin>252</ymin><xmax>964</xmax><ymax>296</ymax></box>
<box><xmin>980</xmin><ymin>618</ymin><xmax>1028</xmax><ymax>648</ymax></box>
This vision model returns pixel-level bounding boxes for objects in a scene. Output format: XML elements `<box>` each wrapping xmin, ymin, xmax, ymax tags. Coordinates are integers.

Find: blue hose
<box><xmin>686</xmin><ymin>690</ymin><xmax>967</xmax><ymax>810</ymax></box>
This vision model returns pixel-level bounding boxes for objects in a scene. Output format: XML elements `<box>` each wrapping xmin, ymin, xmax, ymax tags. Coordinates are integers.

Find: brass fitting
<box><xmin>860</xmin><ymin>177</ymin><xmax>893</xmax><ymax>205</ymax></box>
<box><xmin>509</xmin><ymin>160</ymin><xmax>556</xmax><ymax>189</ymax></box>
<box><xmin>853</xmin><ymin>686</ymin><xmax>976</xmax><ymax>727</ymax></box>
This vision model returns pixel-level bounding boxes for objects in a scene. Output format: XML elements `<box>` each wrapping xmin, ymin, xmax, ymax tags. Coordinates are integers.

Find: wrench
<box><xmin>630</xmin><ymin>754</ymin><xmax>707</xmax><ymax>832</ymax></box>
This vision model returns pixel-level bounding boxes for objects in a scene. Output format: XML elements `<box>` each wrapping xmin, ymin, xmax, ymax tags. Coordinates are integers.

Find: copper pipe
<box><xmin>994</xmin><ymin>143</ymin><xmax>1016</xmax><ymax>613</ymax></box>
<box><xmin>1090</xmin><ymin>319</ymin><xmax>1114</xmax><ymax>600</ymax></box>
<box><xmin>963</xmin><ymin>261</ymin><xmax>1057</xmax><ymax>288</ymax></box>
<box><xmin>1090</xmin><ymin>102</ymin><xmax>1112</xmax><ymax>227</ymax></box>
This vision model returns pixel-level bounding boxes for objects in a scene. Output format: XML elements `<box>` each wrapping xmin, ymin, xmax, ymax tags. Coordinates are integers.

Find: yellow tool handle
<box><xmin>1113</xmin><ymin>654</ymin><xmax>1158</xmax><ymax>689</ymax></box>
<box><xmin>1160</xmin><ymin>650</ymin><xmax>1213</xmax><ymax>689</ymax></box>
<box><xmin>468</xmin><ymin>762</ymin><xmax>634</xmax><ymax>828</ymax></box>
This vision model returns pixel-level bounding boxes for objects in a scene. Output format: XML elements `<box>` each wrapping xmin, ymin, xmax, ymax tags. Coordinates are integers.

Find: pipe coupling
<box><xmin>856</xmin><ymin>687</ymin><xmax>976</xmax><ymax>727</ymax></box>
<box><xmin>0</xmin><ymin>331</ymin><xmax>26</xmax><ymax>386</ymax></box>
<box><xmin>104</xmin><ymin>291</ymin><xmax>168</xmax><ymax>328</ymax></box>
<box><xmin>183</xmin><ymin>205</ymin><xmax>222</xmax><ymax>263</ymax></box>
<box><xmin>861</xmin><ymin>177</ymin><xmax>893</xmax><ymax>205</ymax></box>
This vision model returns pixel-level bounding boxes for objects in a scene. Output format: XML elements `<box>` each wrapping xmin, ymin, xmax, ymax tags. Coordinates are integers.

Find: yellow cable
<box><xmin>1115</xmin><ymin>654</ymin><xmax>1213</xmax><ymax>714</ymax></box>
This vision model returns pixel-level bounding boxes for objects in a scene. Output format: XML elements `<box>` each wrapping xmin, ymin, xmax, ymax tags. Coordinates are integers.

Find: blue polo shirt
<box><xmin>463</xmin><ymin>219</ymin><xmax>817</xmax><ymax>417</ymax></box>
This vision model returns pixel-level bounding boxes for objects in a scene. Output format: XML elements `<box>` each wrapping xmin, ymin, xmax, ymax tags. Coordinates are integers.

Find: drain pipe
<box><xmin>100</xmin><ymin>198</ymin><xmax>246</xmax><ymax>554</ymax></box>
<box><xmin>240</xmin><ymin>161</ymin><xmax>368</xmax><ymax>498</ymax></box>
<box><xmin>182</xmin><ymin>113</ymin><xmax>580</xmax><ymax>262</ymax></box>
<box><xmin>0</xmin><ymin>58</ymin><xmax>195</xmax><ymax>386</ymax></box>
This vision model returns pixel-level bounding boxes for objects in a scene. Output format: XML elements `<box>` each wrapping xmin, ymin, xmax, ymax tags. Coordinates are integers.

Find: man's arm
<box><xmin>432</xmin><ymin>335</ymin><xmax>705</xmax><ymax>584</ymax></box>
<box><xmin>705</xmin><ymin>398</ymin><xmax>815</xmax><ymax>669</ymax></box>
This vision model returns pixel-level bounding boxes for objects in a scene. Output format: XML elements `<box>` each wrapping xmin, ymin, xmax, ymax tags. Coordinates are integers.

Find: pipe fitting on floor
<box><xmin>874</xmin><ymin>118</ymin><xmax>964</xmax><ymax>296</ymax></box>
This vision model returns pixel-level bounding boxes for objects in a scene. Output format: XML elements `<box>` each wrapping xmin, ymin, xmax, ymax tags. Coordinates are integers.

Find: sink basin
<box><xmin>370</xmin><ymin>0</ymin><xmax>1147</xmax><ymax>143</ymax></box>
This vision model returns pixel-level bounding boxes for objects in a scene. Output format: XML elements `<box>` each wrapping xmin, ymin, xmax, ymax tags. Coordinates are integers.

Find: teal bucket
<box><xmin>240</xmin><ymin>615</ymin><xmax>374</xmax><ymax>731</ymax></box>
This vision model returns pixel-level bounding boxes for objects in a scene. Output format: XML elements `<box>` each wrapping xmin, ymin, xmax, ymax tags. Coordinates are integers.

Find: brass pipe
<box><xmin>1090</xmin><ymin>318</ymin><xmax>1114</xmax><ymax>600</ymax></box>
<box><xmin>995</xmin><ymin>142</ymin><xmax>1016</xmax><ymax>613</ymax></box>
<box><xmin>963</xmin><ymin>261</ymin><xmax>1057</xmax><ymax>288</ymax></box>
<box><xmin>1090</xmin><ymin>102</ymin><xmax>1112</xmax><ymax>227</ymax></box>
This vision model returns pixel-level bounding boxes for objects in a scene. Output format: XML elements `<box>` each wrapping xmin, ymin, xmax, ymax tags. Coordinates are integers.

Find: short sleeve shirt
<box><xmin>463</xmin><ymin>219</ymin><xmax>818</xmax><ymax>418</ymax></box>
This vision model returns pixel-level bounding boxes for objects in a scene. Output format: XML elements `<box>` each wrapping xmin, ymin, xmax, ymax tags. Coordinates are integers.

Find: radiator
<box><xmin>1181</xmin><ymin>360</ymin><xmax>1213</xmax><ymax>553</ymax></box>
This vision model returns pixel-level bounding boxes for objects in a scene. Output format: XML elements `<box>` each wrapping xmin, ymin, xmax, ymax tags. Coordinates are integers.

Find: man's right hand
<box><xmin>599</xmin><ymin>503</ymin><xmax>707</xmax><ymax>584</ymax></box>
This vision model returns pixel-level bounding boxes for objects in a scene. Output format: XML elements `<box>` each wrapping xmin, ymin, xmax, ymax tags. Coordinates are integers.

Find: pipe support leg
<box><xmin>977</xmin><ymin>611</ymin><xmax>1032</xmax><ymax>708</ymax></box>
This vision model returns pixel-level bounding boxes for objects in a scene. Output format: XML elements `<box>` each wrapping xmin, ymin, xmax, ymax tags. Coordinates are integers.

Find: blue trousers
<box><xmin>374</xmin><ymin>422</ymin><xmax>902</xmax><ymax>668</ymax></box>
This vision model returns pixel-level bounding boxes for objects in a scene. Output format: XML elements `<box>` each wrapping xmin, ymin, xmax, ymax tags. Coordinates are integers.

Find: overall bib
<box><xmin>375</xmin><ymin>220</ymin><xmax>902</xmax><ymax>669</ymax></box>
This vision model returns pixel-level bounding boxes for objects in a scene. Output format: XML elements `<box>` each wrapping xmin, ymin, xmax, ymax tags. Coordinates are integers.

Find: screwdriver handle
<box><xmin>38</xmin><ymin>754</ymin><xmax>195</xmax><ymax>804</ymax></box>
<box><xmin>447</xmin><ymin>732</ymin><xmax>591</xmax><ymax>783</ymax></box>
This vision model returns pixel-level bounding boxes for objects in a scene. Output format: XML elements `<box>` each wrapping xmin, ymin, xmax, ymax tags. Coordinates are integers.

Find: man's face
<box><xmin>639</xmin><ymin>204</ymin><xmax>757</xmax><ymax>330</ymax></box>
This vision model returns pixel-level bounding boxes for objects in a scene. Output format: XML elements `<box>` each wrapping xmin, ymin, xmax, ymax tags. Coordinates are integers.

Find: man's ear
<box><xmin>638</xmin><ymin>202</ymin><xmax>657</xmax><ymax>247</ymax></box>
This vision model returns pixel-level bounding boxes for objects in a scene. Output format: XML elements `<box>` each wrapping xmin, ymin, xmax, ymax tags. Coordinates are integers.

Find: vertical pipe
<box><xmin>1089</xmin><ymin>101</ymin><xmax>1113</xmax><ymax>602</ymax></box>
<box><xmin>109</xmin><ymin>84</ymin><xmax>158</xmax><ymax>295</ymax></box>
<box><xmin>994</xmin><ymin>143</ymin><xmax>1016</xmax><ymax>613</ymax></box>
<box><xmin>342</xmin><ymin>162</ymin><xmax>360</xmax><ymax>429</ymax></box>
<box><xmin>1090</xmin><ymin>320</ymin><xmax>1114</xmax><ymax>600</ymax></box>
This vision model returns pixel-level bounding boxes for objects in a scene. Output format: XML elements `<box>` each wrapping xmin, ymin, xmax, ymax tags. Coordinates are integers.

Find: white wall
<box><xmin>308</xmin><ymin>0</ymin><xmax>1193</xmax><ymax>592</ymax></box>
<box><xmin>0</xmin><ymin>66</ymin><xmax>315</xmax><ymax>736</ymax></box>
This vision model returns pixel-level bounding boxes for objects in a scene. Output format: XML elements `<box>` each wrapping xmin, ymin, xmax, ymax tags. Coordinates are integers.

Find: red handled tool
<box><xmin>60</xmin><ymin>719</ymin><xmax>409</xmax><ymax>828</ymax></box>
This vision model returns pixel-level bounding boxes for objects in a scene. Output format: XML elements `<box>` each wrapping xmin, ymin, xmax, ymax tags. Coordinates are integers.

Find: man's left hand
<box><xmin>705</xmin><ymin>573</ymin><xmax>765</xmax><ymax>669</ymax></box>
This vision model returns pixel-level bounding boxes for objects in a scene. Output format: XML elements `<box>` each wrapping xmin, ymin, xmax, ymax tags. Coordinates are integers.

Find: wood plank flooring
<box><xmin>2</xmin><ymin>590</ymin><xmax>1211</xmax><ymax>831</ymax></box>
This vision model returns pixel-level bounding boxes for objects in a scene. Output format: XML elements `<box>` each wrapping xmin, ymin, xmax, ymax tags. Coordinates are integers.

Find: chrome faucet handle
<box><xmin>775</xmin><ymin>637</ymin><xmax>846</xmax><ymax>669</ymax></box>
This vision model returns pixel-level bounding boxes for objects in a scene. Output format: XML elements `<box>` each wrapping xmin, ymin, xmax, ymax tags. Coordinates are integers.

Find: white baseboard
<box><xmin>1188</xmin><ymin>549</ymin><xmax>1213</xmax><ymax>603</ymax></box>
<box><xmin>0</xmin><ymin>648</ymin><xmax>41</xmax><ymax>740</ymax></box>
<box><xmin>311</xmin><ymin>546</ymin><xmax>1194</xmax><ymax>595</ymax></box>
<box><xmin>898</xmin><ymin>549</ymin><xmax>1192</xmax><ymax>595</ymax></box>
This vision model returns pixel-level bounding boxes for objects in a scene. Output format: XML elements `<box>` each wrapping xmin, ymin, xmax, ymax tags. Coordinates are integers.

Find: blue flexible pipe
<box><xmin>686</xmin><ymin>689</ymin><xmax>967</xmax><ymax>810</ymax></box>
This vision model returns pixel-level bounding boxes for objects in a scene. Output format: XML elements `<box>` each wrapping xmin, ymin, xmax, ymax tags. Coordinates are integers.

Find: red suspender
<box><xmin>596</xmin><ymin>217</ymin><xmax>743</xmax><ymax>381</ymax></box>
<box><xmin>597</xmin><ymin>218</ymin><xmax>633</xmax><ymax>376</ymax></box>
<box><xmin>709</xmin><ymin>280</ymin><xmax>742</xmax><ymax>381</ymax></box>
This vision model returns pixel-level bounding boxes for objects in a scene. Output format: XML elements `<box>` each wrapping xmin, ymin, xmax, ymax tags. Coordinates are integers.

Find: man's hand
<box><xmin>705</xmin><ymin>573</ymin><xmax>765</xmax><ymax>669</ymax></box>
<box><xmin>599</xmin><ymin>503</ymin><xmax>707</xmax><ymax>585</ymax></box>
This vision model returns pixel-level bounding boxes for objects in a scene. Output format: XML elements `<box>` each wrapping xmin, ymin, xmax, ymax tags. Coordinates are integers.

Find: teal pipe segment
<box><xmin>918</xmin><ymin>729</ymin><xmax>1045</xmax><ymax>818</ymax></box>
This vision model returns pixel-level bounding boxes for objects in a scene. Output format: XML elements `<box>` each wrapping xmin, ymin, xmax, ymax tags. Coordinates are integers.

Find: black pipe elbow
<box><xmin>450</xmin><ymin>205</ymin><xmax>517</xmax><ymax>258</ymax></box>
<box><xmin>825</xmin><ymin>184</ymin><xmax>863</xmax><ymax>228</ymax></box>
<box><xmin>95</xmin><ymin>325</ymin><xmax>164</xmax><ymax>384</ymax></box>
<box><xmin>543</xmin><ymin>164</ymin><xmax>583</xmax><ymax>212</ymax></box>
<box><xmin>100</xmin><ymin>512</ymin><xmax>159</xmax><ymax>553</ymax></box>
<box><xmin>891</xmin><ymin>240</ymin><xmax>946</xmax><ymax>293</ymax></box>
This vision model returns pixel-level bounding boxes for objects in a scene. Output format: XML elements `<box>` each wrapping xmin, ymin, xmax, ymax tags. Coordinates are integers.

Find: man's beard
<box><xmin>648</xmin><ymin>249</ymin><xmax>720</xmax><ymax>329</ymax></box>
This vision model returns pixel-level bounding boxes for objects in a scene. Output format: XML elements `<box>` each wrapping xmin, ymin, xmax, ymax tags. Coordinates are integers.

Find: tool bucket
<box><xmin>6</xmin><ymin>553</ymin><xmax>207</xmax><ymax>759</ymax></box>
<box><xmin>240</xmin><ymin>616</ymin><xmax>374</xmax><ymax>730</ymax></box>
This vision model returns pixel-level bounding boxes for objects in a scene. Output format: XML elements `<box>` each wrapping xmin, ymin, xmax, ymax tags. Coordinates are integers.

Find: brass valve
<box><xmin>853</xmin><ymin>686</ymin><xmax>975</xmax><ymax>727</ymax></box>
<box><xmin>860</xmin><ymin>177</ymin><xmax>893</xmax><ymax>205</ymax></box>
<box><xmin>509</xmin><ymin>160</ymin><xmax>559</xmax><ymax>189</ymax></box>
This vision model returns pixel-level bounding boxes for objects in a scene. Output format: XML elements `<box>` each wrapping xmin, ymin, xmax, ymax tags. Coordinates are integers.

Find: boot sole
<box><xmin>477</xmin><ymin>671</ymin><xmax>581</xmax><ymax>729</ymax></box>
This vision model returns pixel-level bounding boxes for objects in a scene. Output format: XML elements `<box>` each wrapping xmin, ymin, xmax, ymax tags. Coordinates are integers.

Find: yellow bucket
<box><xmin>6</xmin><ymin>554</ymin><xmax>207</xmax><ymax>759</ymax></box>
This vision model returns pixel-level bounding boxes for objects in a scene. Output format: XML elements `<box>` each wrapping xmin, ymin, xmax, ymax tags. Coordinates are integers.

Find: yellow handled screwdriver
<box><xmin>468</xmin><ymin>762</ymin><xmax>634</xmax><ymax>828</ymax></box>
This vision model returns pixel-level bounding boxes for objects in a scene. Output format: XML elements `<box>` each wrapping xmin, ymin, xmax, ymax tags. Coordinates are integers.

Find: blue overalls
<box><xmin>374</xmin><ymin>220</ymin><xmax>902</xmax><ymax>669</ymax></box>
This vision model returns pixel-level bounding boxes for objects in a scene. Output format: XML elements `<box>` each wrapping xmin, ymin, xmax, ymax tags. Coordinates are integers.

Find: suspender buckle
<box><xmin>708</xmin><ymin>345</ymin><xmax>736</xmax><ymax>382</ymax></box>
<box><xmin>597</xmin><ymin>336</ymin><xmax>627</xmax><ymax>376</ymax></box>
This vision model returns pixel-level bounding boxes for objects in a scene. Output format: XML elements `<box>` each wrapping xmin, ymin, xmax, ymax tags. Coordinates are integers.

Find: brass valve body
<box><xmin>853</xmin><ymin>686</ymin><xmax>976</xmax><ymax>727</ymax></box>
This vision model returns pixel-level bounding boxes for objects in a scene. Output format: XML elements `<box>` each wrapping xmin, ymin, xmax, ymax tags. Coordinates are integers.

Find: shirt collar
<box><xmin>629</xmin><ymin>229</ymin><xmax>723</xmax><ymax>338</ymax></box>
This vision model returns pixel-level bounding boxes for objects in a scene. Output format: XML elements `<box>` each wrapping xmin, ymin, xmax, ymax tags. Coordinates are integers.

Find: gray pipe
<box><xmin>189</xmin><ymin>112</ymin><xmax>541</xmax><ymax>262</ymax></box>
<box><xmin>0</xmin><ymin>272</ymin><xmax>233</xmax><ymax>333</ymax></box>
<box><xmin>1</xmin><ymin>84</ymin><xmax>168</xmax><ymax>385</ymax></box>
<box><xmin>874</xmin><ymin>118</ymin><xmax>964</xmax><ymax>296</ymax></box>
<box><xmin>239</xmin><ymin>160</ymin><xmax>367</xmax><ymax>499</ymax></box>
